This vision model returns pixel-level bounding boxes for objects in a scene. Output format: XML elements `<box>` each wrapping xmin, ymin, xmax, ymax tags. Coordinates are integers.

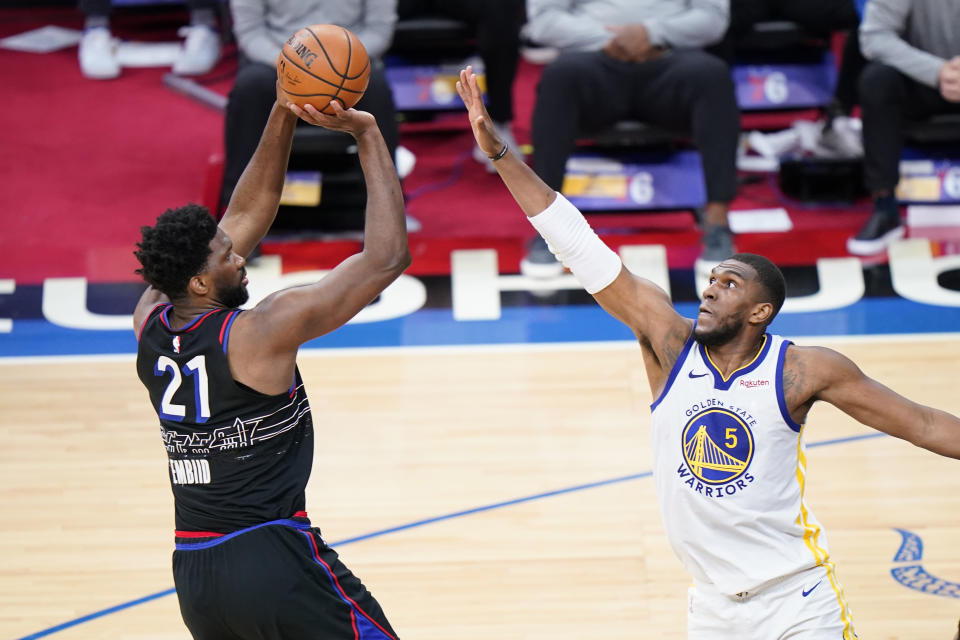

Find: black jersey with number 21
<box><xmin>136</xmin><ymin>304</ymin><xmax>314</xmax><ymax>533</ymax></box>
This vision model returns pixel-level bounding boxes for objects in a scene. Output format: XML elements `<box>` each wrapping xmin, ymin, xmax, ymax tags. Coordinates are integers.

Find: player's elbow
<box><xmin>370</xmin><ymin>246</ymin><xmax>411</xmax><ymax>279</ymax></box>
<box><xmin>390</xmin><ymin>248</ymin><xmax>412</xmax><ymax>274</ymax></box>
<box><xmin>908</xmin><ymin>406</ymin><xmax>956</xmax><ymax>458</ymax></box>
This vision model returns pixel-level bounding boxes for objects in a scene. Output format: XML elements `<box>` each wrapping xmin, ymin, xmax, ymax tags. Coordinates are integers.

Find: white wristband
<box><xmin>527</xmin><ymin>193</ymin><xmax>622</xmax><ymax>294</ymax></box>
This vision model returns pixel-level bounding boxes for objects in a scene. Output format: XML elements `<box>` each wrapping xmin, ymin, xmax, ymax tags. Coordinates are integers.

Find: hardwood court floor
<box><xmin>2</xmin><ymin>338</ymin><xmax>959</xmax><ymax>639</ymax></box>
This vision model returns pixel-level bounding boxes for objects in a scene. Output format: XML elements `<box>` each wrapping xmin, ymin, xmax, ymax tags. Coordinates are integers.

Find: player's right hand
<box><xmin>287</xmin><ymin>100</ymin><xmax>378</xmax><ymax>138</ymax></box>
<box><xmin>456</xmin><ymin>66</ymin><xmax>503</xmax><ymax>158</ymax></box>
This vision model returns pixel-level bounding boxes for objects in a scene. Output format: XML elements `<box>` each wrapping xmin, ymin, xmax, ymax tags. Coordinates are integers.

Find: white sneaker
<box><xmin>405</xmin><ymin>215</ymin><xmax>422</xmax><ymax>233</ymax></box>
<box><xmin>395</xmin><ymin>145</ymin><xmax>416</xmax><ymax>180</ymax></box>
<box><xmin>819</xmin><ymin>116</ymin><xmax>863</xmax><ymax>158</ymax></box>
<box><xmin>172</xmin><ymin>25</ymin><xmax>221</xmax><ymax>75</ymax></box>
<box><xmin>746</xmin><ymin>128</ymin><xmax>799</xmax><ymax>159</ymax></box>
<box><xmin>473</xmin><ymin>121</ymin><xmax>520</xmax><ymax>173</ymax></box>
<box><xmin>78</xmin><ymin>28</ymin><xmax>120</xmax><ymax>80</ymax></box>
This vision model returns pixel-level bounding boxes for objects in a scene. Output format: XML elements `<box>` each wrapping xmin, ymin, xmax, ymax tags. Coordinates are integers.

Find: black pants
<box><xmin>174</xmin><ymin>523</ymin><xmax>398</xmax><ymax>640</ymax></box>
<box><xmin>729</xmin><ymin>0</ymin><xmax>859</xmax><ymax>34</ymax></box>
<box><xmin>532</xmin><ymin>49</ymin><xmax>739</xmax><ymax>203</ymax></box>
<box><xmin>728</xmin><ymin>0</ymin><xmax>864</xmax><ymax>111</ymax></box>
<box><xmin>80</xmin><ymin>0</ymin><xmax>218</xmax><ymax>15</ymax></box>
<box><xmin>859</xmin><ymin>62</ymin><xmax>960</xmax><ymax>194</ymax></box>
<box><xmin>397</xmin><ymin>0</ymin><xmax>522</xmax><ymax>123</ymax></box>
<box><xmin>220</xmin><ymin>58</ymin><xmax>399</xmax><ymax>211</ymax></box>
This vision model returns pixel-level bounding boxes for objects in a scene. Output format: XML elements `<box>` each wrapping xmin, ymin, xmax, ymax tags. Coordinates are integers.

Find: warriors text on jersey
<box><xmin>650</xmin><ymin>327</ymin><xmax>839</xmax><ymax>596</ymax></box>
<box><xmin>136</xmin><ymin>304</ymin><xmax>314</xmax><ymax>533</ymax></box>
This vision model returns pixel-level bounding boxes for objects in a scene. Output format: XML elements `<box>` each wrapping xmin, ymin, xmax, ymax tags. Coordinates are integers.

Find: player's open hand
<box><xmin>456</xmin><ymin>66</ymin><xmax>503</xmax><ymax>158</ymax></box>
<box><xmin>285</xmin><ymin>99</ymin><xmax>377</xmax><ymax>138</ymax></box>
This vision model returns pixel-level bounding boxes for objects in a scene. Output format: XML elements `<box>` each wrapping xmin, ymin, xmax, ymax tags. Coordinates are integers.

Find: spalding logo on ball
<box><xmin>277</xmin><ymin>24</ymin><xmax>370</xmax><ymax>113</ymax></box>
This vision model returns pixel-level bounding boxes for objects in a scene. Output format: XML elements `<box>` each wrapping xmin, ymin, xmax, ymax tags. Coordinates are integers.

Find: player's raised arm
<box><xmin>217</xmin><ymin>85</ymin><xmax>299</xmax><ymax>259</ymax></box>
<box><xmin>455</xmin><ymin>66</ymin><xmax>690</xmax><ymax>381</ymax></box>
<box><xmin>789</xmin><ymin>345</ymin><xmax>960</xmax><ymax>459</ymax></box>
<box><xmin>231</xmin><ymin>101</ymin><xmax>409</xmax><ymax>385</ymax></box>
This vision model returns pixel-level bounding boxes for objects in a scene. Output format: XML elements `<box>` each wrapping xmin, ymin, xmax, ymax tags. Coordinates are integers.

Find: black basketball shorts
<box><xmin>173</xmin><ymin>519</ymin><xmax>398</xmax><ymax>640</ymax></box>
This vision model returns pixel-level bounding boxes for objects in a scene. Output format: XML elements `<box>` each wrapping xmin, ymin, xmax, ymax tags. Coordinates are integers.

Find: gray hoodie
<box><xmin>859</xmin><ymin>0</ymin><xmax>960</xmax><ymax>89</ymax></box>
<box><xmin>525</xmin><ymin>0</ymin><xmax>729</xmax><ymax>52</ymax></box>
<box><xmin>231</xmin><ymin>0</ymin><xmax>397</xmax><ymax>66</ymax></box>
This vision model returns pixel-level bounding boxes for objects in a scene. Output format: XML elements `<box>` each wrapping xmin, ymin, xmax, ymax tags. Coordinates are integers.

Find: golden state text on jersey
<box><xmin>679</xmin><ymin>404</ymin><xmax>756</xmax><ymax>497</ymax></box>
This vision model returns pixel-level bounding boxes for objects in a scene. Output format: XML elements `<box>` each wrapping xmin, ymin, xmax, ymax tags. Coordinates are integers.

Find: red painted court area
<box><xmin>0</xmin><ymin>7</ymin><xmax>887</xmax><ymax>286</ymax></box>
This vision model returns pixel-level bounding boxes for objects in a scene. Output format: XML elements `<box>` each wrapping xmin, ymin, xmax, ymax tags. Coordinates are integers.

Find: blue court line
<box><xmin>16</xmin><ymin>431</ymin><xmax>887</xmax><ymax>640</ymax></box>
<box><xmin>17</xmin><ymin>590</ymin><xmax>177</xmax><ymax>640</ymax></box>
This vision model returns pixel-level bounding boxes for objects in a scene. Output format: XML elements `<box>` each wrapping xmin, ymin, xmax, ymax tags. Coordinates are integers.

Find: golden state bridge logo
<box><xmin>681</xmin><ymin>408</ymin><xmax>754</xmax><ymax>487</ymax></box>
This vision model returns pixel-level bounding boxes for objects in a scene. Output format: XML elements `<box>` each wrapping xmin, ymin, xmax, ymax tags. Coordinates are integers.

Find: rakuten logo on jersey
<box><xmin>737</xmin><ymin>379</ymin><xmax>770</xmax><ymax>389</ymax></box>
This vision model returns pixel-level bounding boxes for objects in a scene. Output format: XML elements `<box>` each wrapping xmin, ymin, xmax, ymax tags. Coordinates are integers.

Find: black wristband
<box><xmin>488</xmin><ymin>144</ymin><xmax>508</xmax><ymax>161</ymax></box>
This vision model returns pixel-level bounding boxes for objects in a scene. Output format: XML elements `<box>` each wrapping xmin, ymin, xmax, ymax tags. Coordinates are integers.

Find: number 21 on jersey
<box><xmin>155</xmin><ymin>355</ymin><xmax>210</xmax><ymax>422</ymax></box>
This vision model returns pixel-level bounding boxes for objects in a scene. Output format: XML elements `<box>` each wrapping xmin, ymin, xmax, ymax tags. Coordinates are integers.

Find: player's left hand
<box><xmin>456</xmin><ymin>66</ymin><xmax>503</xmax><ymax>158</ymax></box>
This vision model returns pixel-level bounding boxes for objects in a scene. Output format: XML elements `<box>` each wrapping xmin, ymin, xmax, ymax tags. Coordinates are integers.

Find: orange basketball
<box><xmin>276</xmin><ymin>24</ymin><xmax>370</xmax><ymax>114</ymax></box>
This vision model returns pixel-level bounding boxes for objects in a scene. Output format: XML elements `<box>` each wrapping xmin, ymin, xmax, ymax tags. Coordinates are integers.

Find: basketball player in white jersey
<box><xmin>457</xmin><ymin>66</ymin><xmax>960</xmax><ymax>639</ymax></box>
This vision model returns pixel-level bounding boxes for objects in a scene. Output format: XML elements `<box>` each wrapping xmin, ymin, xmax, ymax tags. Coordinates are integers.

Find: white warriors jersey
<box><xmin>650</xmin><ymin>328</ymin><xmax>835</xmax><ymax>596</ymax></box>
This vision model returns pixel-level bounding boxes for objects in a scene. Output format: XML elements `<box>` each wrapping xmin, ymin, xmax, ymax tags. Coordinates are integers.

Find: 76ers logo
<box><xmin>681</xmin><ymin>408</ymin><xmax>754</xmax><ymax>486</ymax></box>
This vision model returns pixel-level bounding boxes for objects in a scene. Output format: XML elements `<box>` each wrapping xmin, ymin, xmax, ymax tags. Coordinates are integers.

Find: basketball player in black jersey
<box><xmin>132</xmin><ymin>88</ymin><xmax>409</xmax><ymax>640</ymax></box>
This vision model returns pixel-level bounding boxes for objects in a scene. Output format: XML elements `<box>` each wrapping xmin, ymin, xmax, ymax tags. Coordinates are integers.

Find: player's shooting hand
<box><xmin>286</xmin><ymin>100</ymin><xmax>378</xmax><ymax>138</ymax></box>
<box><xmin>456</xmin><ymin>66</ymin><xmax>503</xmax><ymax>157</ymax></box>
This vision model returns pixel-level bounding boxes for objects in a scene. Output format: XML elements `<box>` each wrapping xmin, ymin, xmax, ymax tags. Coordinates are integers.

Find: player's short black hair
<box><xmin>134</xmin><ymin>204</ymin><xmax>218</xmax><ymax>299</ymax></box>
<box><xmin>729</xmin><ymin>252</ymin><xmax>786</xmax><ymax>323</ymax></box>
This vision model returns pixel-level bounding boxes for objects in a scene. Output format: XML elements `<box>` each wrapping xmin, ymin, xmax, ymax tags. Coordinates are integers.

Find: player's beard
<box><xmin>216</xmin><ymin>277</ymin><xmax>249</xmax><ymax>309</ymax></box>
<box><xmin>694</xmin><ymin>311</ymin><xmax>745</xmax><ymax>347</ymax></box>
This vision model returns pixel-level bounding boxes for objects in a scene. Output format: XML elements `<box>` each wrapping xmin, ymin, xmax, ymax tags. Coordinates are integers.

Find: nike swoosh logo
<box><xmin>801</xmin><ymin>580</ymin><xmax>822</xmax><ymax>597</ymax></box>
<box><xmin>688</xmin><ymin>371</ymin><xmax>709</xmax><ymax>379</ymax></box>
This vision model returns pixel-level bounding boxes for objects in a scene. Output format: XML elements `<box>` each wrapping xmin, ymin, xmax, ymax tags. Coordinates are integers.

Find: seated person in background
<box><xmin>78</xmin><ymin>0</ymin><xmax>222</xmax><ymax>80</ymax></box>
<box><xmin>522</xmin><ymin>0</ymin><xmax>739</xmax><ymax>277</ymax></box>
<box><xmin>396</xmin><ymin>0</ymin><xmax>524</xmax><ymax>172</ymax></box>
<box><xmin>847</xmin><ymin>0</ymin><xmax>960</xmax><ymax>256</ymax></box>
<box><xmin>221</xmin><ymin>0</ymin><xmax>401</xmax><ymax>214</ymax></box>
<box><xmin>726</xmin><ymin>0</ymin><xmax>866</xmax><ymax>155</ymax></box>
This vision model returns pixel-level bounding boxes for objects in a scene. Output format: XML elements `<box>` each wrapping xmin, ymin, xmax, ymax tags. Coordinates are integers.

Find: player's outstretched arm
<box><xmin>794</xmin><ymin>345</ymin><xmax>960</xmax><ymax>459</ymax></box>
<box><xmin>218</xmin><ymin>87</ymin><xmax>300</xmax><ymax>259</ymax></box>
<box><xmin>236</xmin><ymin>103</ymin><xmax>409</xmax><ymax>362</ymax></box>
<box><xmin>455</xmin><ymin>66</ymin><xmax>690</xmax><ymax>382</ymax></box>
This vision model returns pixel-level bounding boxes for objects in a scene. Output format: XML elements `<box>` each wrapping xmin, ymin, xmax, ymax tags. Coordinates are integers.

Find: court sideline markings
<box><xmin>4</xmin><ymin>332</ymin><xmax>960</xmax><ymax>366</ymax></box>
<box><xmin>15</xmin><ymin>432</ymin><xmax>887</xmax><ymax>640</ymax></box>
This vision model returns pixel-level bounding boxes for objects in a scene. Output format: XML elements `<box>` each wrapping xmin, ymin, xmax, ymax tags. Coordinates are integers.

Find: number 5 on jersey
<box><xmin>155</xmin><ymin>355</ymin><xmax>211</xmax><ymax>422</ymax></box>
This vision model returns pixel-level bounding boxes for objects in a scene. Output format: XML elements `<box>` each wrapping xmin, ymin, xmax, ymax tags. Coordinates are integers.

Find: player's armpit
<box><xmin>132</xmin><ymin>286</ymin><xmax>170</xmax><ymax>334</ymax></box>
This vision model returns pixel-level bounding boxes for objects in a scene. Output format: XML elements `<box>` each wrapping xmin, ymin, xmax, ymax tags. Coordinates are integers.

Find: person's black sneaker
<box><xmin>519</xmin><ymin>236</ymin><xmax>564</xmax><ymax>278</ymax></box>
<box><xmin>846</xmin><ymin>212</ymin><xmax>905</xmax><ymax>255</ymax></box>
